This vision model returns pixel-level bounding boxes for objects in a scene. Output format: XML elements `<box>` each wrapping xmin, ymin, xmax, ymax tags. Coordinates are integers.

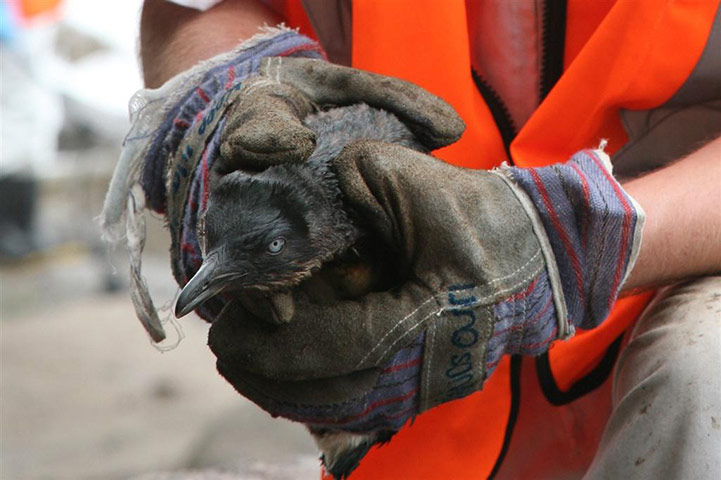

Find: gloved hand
<box><xmin>140</xmin><ymin>27</ymin><xmax>464</xmax><ymax>331</ymax></box>
<box><xmin>208</xmin><ymin>140</ymin><xmax>644</xmax><ymax>431</ymax></box>
<box><xmin>217</xmin><ymin>56</ymin><xmax>464</xmax><ymax>173</ymax></box>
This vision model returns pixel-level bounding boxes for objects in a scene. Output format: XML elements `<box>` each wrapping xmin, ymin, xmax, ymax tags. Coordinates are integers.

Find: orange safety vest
<box><xmin>281</xmin><ymin>1</ymin><xmax>719</xmax><ymax>477</ymax></box>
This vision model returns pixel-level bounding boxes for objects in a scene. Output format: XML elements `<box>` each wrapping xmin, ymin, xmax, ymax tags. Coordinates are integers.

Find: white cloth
<box><xmin>0</xmin><ymin>29</ymin><xmax>63</xmax><ymax>177</ymax></box>
<box><xmin>164</xmin><ymin>0</ymin><xmax>224</xmax><ymax>12</ymax></box>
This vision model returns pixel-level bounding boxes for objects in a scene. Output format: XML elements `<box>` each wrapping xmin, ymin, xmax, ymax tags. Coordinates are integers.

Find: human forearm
<box><xmin>622</xmin><ymin>135</ymin><xmax>721</xmax><ymax>292</ymax></box>
<box><xmin>140</xmin><ymin>0</ymin><xmax>281</xmax><ymax>88</ymax></box>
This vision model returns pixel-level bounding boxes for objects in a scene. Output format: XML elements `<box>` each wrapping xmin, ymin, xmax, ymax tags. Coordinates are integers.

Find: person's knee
<box><xmin>614</xmin><ymin>276</ymin><xmax>721</xmax><ymax>404</ymax></box>
<box><xmin>585</xmin><ymin>277</ymin><xmax>721</xmax><ymax>479</ymax></box>
<box><xmin>612</xmin><ymin>277</ymin><xmax>720</xmax><ymax>461</ymax></box>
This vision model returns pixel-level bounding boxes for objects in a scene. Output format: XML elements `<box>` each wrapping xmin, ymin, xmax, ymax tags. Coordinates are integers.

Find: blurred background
<box><xmin>1</xmin><ymin>1</ymin><xmax>317</xmax><ymax>478</ymax></box>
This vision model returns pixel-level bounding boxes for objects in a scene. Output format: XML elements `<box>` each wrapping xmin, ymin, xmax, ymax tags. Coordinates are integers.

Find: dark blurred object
<box><xmin>1</xmin><ymin>1</ymin><xmax>62</xmax><ymax>263</ymax></box>
<box><xmin>0</xmin><ymin>175</ymin><xmax>39</xmax><ymax>261</ymax></box>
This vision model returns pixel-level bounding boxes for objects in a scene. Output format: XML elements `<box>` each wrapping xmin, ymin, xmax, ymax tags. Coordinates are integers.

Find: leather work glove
<box><xmin>218</xmin><ymin>56</ymin><xmax>464</xmax><ymax>173</ymax></box>
<box><xmin>208</xmin><ymin>140</ymin><xmax>644</xmax><ymax>432</ymax></box>
<box><xmin>115</xmin><ymin>27</ymin><xmax>465</xmax><ymax>340</ymax></box>
<box><xmin>173</xmin><ymin>55</ymin><xmax>464</xmax><ymax>323</ymax></box>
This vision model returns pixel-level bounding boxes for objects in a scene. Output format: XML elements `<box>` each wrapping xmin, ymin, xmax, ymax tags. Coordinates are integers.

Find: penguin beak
<box><xmin>175</xmin><ymin>253</ymin><xmax>226</xmax><ymax>318</ymax></box>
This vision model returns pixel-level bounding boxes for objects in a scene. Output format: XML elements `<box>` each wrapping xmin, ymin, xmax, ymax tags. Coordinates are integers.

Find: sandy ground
<box><xmin>1</xmin><ymin>180</ymin><xmax>320</xmax><ymax>479</ymax></box>
<box><xmin>2</xmin><ymin>17</ymin><xmax>323</xmax><ymax>476</ymax></box>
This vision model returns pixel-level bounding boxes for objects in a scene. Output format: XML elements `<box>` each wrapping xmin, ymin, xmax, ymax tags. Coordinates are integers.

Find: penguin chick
<box><xmin>173</xmin><ymin>160</ymin><xmax>358</xmax><ymax>318</ymax></box>
<box><xmin>174</xmin><ymin>104</ymin><xmax>426</xmax><ymax>479</ymax></box>
<box><xmin>174</xmin><ymin>104</ymin><xmax>423</xmax><ymax>318</ymax></box>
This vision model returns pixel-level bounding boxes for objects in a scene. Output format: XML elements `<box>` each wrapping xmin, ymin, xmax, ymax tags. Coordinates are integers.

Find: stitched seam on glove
<box><xmin>355</xmin><ymin>295</ymin><xmax>439</xmax><ymax>367</ymax></box>
<box><xmin>221</xmin><ymin>335</ymin><xmax>425</xmax><ymax>431</ymax></box>
<box><xmin>492</xmin><ymin>169</ymin><xmax>571</xmax><ymax>340</ymax></box>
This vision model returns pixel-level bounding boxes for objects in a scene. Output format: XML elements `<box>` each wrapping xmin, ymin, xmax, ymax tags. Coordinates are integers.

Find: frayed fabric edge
<box><xmin>97</xmin><ymin>24</ymin><xmax>295</xmax><ymax>345</ymax></box>
<box><xmin>99</xmin><ymin>23</ymin><xmax>296</xmax><ymax>240</ymax></box>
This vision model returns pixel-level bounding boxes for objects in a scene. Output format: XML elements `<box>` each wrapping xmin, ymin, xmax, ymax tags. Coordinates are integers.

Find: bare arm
<box><xmin>140</xmin><ymin>0</ymin><xmax>281</xmax><ymax>88</ymax></box>
<box><xmin>622</xmin><ymin>135</ymin><xmax>721</xmax><ymax>292</ymax></box>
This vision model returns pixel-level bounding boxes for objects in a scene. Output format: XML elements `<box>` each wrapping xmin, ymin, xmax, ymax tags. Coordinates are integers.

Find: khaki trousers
<box><xmin>499</xmin><ymin>276</ymin><xmax>721</xmax><ymax>480</ymax></box>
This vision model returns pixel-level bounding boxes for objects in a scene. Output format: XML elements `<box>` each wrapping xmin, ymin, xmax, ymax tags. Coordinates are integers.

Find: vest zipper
<box><xmin>539</xmin><ymin>0</ymin><xmax>568</xmax><ymax>100</ymax></box>
<box><xmin>470</xmin><ymin>68</ymin><xmax>517</xmax><ymax>159</ymax></box>
<box><xmin>470</xmin><ymin>0</ymin><xmax>568</xmax><ymax>160</ymax></box>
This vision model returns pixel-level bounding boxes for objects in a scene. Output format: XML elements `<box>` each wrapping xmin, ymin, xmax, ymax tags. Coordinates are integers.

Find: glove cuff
<box><xmin>140</xmin><ymin>27</ymin><xmax>325</xmax><ymax>214</ymax></box>
<box><xmin>506</xmin><ymin>148</ymin><xmax>645</xmax><ymax>330</ymax></box>
<box><xmin>419</xmin><ymin>147</ymin><xmax>645</xmax><ymax>412</ymax></box>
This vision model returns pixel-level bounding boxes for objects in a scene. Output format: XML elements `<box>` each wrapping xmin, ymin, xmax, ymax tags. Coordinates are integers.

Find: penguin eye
<box><xmin>267</xmin><ymin>237</ymin><xmax>286</xmax><ymax>255</ymax></box>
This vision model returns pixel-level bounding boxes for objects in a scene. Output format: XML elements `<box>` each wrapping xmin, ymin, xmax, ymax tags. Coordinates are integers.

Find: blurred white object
<box><xmin>55</xmin><ymin>0</ymin><xmax>144</xmax><ymax>141</ymax></box>
<box><xmin>1</xmin><ymin>0</ymin><xmax>145</xmax><ymax>176</ymax></box>
<box><xmin>166</xmin><ymin>0</ymin><xmax>224</xmax><ymax>11</ymax></box>
<box><xmin>1</xmin><ymin>26</ymin><xmax>63</xmax><ymax>176</ymax></box>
